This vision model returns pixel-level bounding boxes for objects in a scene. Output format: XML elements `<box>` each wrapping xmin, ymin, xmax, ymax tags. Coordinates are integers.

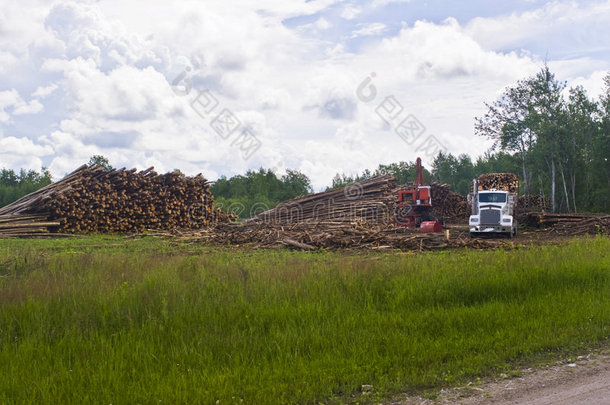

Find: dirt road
<box><xmin>390</xmin><ymin>350</ymin><xmax>610</xmax><ymax>404</ymax></box>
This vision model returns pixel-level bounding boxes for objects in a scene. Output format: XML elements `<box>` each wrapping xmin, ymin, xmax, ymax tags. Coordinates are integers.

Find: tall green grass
<box><xmin>0</xmin><ymin>236</ymin><xmax>609</xmax><ymax>403</ymax></box>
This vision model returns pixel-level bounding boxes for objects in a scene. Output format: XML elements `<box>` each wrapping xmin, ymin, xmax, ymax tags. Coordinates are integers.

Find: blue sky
<box><xmin>0</xmin><ymin>0</ymin><xmax>609</xmax><ymax>189</ymax></box>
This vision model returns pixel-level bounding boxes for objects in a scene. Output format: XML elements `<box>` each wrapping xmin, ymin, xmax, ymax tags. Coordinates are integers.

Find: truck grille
<box><xmin>480</xmin><ymin>209</ymin><xmax>501</xmax><ymax>225</ymax></box>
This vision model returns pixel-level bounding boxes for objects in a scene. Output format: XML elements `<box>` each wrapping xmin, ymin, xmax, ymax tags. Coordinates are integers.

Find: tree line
<box><xmin>211</xmin><ymin>169</ymin><xmax>313</xmax><ymax>218</ymax></box>
<box><xmin>0</xmin><ymin>168</ymin><xmax>53</xmax><ymax>208</ymax></box>
<box><xmin>326</xmin><ymin>151</ymin><xmax>522</xmax><ymax>196</ymax></box>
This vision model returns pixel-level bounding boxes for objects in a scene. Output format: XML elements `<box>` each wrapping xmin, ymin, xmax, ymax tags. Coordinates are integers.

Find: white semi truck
<box><xmin>468</xmin><ymin>173</ymin><xmax>518</xmax><ymax>238</ymax></box>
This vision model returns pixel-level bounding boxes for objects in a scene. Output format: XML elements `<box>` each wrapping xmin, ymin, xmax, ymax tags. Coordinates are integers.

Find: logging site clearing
<box><xmin>1</xmin><ymin>164</ymin><xmax>609</xmax><ymax>404</ymax></box>
<box><xmin>0</xmin><ymin>164</ymin><xmax>608</xmax><ymax>249</ymax></box>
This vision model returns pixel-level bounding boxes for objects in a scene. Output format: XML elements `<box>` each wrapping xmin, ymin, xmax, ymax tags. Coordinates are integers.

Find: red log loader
<box><xmin>394</xmin><ymin>157</ymin><xmax>443</xmax><ymax>233</ymax></box>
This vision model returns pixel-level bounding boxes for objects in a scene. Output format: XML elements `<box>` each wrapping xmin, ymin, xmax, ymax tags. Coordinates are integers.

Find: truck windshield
<box><xmin>479</xmin><ymin>193</ymin><xmax>507</xmax><ymax>203</ymax></box>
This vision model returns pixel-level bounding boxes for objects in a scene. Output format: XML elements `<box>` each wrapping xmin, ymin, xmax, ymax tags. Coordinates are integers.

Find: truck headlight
<box><xmin>470</xmin><ymin>218</ymin><xmax>479</xmax><ymax>223</ymax></box>
<box><xmin>502</xmin><ymin>218</ymin><xmax>511</xmax><ymax>223</ymax></box>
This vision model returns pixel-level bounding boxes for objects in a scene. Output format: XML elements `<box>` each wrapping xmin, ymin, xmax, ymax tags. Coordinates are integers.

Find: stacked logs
<box><xmin>250</xmin><ymin>176</ymin><xmax>471</xmax><ymax>225</ymax></box>
<box><xmin>0</xmin><ymin>214</ymin><xmax>61</xmax><ymax>238</ymax></box>
<box><xmin>550</xmin><ymin>215</ymin><xmax>610</xmax><ymax>235</ymax></box>
<box><xmin>251</xmin><ymin>175</ymin><xmax>397</xmax><ymax>224</ymax></box>
<box><xmin>515</xmin><ymin>194</ymin><xmax>550</xmax><ymax>222</ymax></box>
<box><xmin>475</xmin><ymin>173</ymin><xmax>519</xmax><ymax>193</ymax></box>
<box><xmin>524</xmin><ymin>212</ymin><xmax>610</xmax><ymax>234</ymax></box>
<box><xmin>517</xmin><ymin>195</ymin><xmax>550</xmax><ymax>212</ymax></box>
<box><xmin>0</xmin><ymin>165</ymin><xmax>231</xmax><ymax>235</ymax></box>
<box><xmin>430</xmin><ymin>183</ymin><xmax>469</xmax><ymax>222</ymax></box>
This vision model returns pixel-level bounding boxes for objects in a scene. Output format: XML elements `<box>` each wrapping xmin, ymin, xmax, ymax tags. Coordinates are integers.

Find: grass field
<box><xmin>0</xmin><ymin>236</ymin><xmax>609</xmax><ymax>404</ymax></box>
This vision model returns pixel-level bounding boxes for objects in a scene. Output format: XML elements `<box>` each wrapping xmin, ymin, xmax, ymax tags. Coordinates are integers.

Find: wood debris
<box><xmin>162</xmin><ymin>220</ymin><xmax>510</xmax><ymax>251</ymax></box>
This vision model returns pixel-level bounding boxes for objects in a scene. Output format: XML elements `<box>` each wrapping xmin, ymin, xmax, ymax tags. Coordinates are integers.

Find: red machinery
<box><xmin>395</xmin><ymin>157</ymin><xmax>442</xmax><ymax>233</ymax></box>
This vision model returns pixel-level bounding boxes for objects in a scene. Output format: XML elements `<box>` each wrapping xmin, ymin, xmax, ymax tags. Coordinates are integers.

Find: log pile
<box><xmin>251</xmin><ymin>175</ymin><xmax>397</xmax><ymax>224</ymax></box>
<box><xmin>0</xmin><ymin>214</ymin><xmax>61</xmax><ymax>238</ymax></box>
<box><xmin>524</xmin><ymin>212</ymin><xmax>598</xmax><ymax>226</ymax></box>
<box><xmin>524</xmin><ymin>212</ymin><xmax>610</xmax><ymax>235</ymax></box>
<box><xmin>517</xmin><ymin>195</ymin><xmax>550</xmax><ymax>212</ymax></box>
<box><xmin>476</xmin><ymin>173</ymin><xmax>519</xmax><ymax>193</ymax></box>
<box><xmin>0</xmin><ymin>165</ymin><xmax>231</xmax><ymax>236</ymax></box>
<box><xmin>250</xmin><ymin>176</ymin><xmax>471</xmax><ymax>225</ymax></box>
<box><xmin>515</xmin><ymin>194</ymin><xmax>551</xmax><ymax>222</ymax></box>
<box><xmin>551</xmin><ymin>215</ymin><xmax>610</xmax><ymax>235</ymax></box>
<box><xmin>163</xmin><ymin>220</ymin><xmax>507</xmax><ymax>251</ymax></box>
<box><xmin>430</xmin><ymin>183</ymin><xmax>470</xmax><ymax>222</ymax></box>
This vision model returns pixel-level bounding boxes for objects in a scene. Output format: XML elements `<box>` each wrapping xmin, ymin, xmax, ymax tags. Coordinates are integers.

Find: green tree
<box><xmin>476</xmin><ymin>65</ymin><xmax>570</xmax><ymax>211</ymax></box>
<box><xmin>594</xmin><ymin>72</ymin><xmax>610</xmax><ymax>211</ymax></box>
<box><xmin>0</xmin><ymin>168</ymin><xmax>53</xmax><ymax>208</ymax></box>
<box><xmin>88</xmin><ymin>155</ymin><xmax>113</xmax><ymax>171</ymax></box>
<box><xmin>374</xmin><ymin>161</ymin><xmax>418</xmax><ymax>185</ymax></box>
<box><xmin>281</xmin><ymin>170</ymin><xmax>312</xmax><ymax>200</ymax></box>
<box><xmin>564</xmin><ymin>86</ymin><xmax>599</xmax><ymax>211</ymax></box>
<box><xmin>527</xmin><ymin>66</ymin><xmax>567</xmax><ymax>212</ymax></box>
<box><xmin>328</xmin><ymin>160</ymin><xmax>433</xmax><ymax>191</ymax></box>
<box><xmin>431</xmin><ymin>152</ymin><xmax>459</xmax><ymax>188</ymax></box>
<box><xmin>475</xmin><ymin>75</ymin><xmax>536</xmax><ymax>195</ymax></box>
<box><xmin>328</xmin><ymin>173</ymin><xmax>357</xmax><ymax>190</ymax></box>
<box><xmin>210</xmin><ymin>168</ymin><xmax>313</xmax><ymax>219</ymax></box>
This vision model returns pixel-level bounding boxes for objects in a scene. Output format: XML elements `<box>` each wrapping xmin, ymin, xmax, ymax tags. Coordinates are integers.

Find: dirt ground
<box><xmin>387</xmin><ymin>349</ymin><xmax>610</xmax><ymax>405</ymax></box>
<box><xmin>445</xmin><ymin>224</ymin><xmax>584</xmax><ymax>246</ymax></box>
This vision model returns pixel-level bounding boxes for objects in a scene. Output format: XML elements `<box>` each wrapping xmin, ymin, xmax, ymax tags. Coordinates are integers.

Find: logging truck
<box><xmin>468</xmin><ymin>173</ymin><xmax>518</xmax><ymax>238</ymax></box>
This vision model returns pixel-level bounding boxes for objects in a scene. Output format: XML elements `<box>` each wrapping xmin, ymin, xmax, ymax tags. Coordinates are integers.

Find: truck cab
<box><xmin>469</xmin><ymin>189</ymin><xmax>517</xmax><ymax>238</ymax></box>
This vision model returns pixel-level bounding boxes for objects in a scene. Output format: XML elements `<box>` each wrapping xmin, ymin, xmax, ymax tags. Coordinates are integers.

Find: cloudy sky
<box><xmin>1</xmin><ymin>0</ymin><xmax>609</xmax><ymax>189</ymax></box>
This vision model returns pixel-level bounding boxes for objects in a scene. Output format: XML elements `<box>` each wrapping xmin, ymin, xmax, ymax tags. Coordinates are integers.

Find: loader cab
<box><xmin>397</xmin><ymin>185</ymin><xmax>431</xmax><ymax>206</ymax></box>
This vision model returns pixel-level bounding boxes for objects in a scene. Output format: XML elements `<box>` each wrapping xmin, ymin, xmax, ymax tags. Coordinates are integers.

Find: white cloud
<box><xmin>298</xmin><ymin>17</ymin><xmax>333</xmax><ymax>34</ymax></box>
<box><xmin>0</xmin><ymin>136</ymin><xmax>52</xmax><ymax>156</ymax></box>
<box><xmin>351</xmin><ymin>22</ymin><xmax>387</xmax><ymax>38</ymax></box>
<box><xmin>0</xmin><ymin>51</ymin><xmax>19</xmax><ymax>75</ymax></box>
<box><xmin>32</xmin><ymin>84</ymin><xmax>59</xmax><ymax>99</ymax></box>
<box><xmin>13</xmin><ymin>99</ymin><xmax>44</xmax><ymax>115</ymax></box>
<box><xmin>372</xmin><ymin>0</ymin><xmax>411</xmax><ymax>8</ymax></box>
<box><xmin>466</xmin><ymin>0</ymin><xmax>610</xmax><ymax>57</ymax></box>
<box><xmin>0</xmin><ymin>135</ymin><xmax>54</xmax><ymax>172</ymax></box>
<box><xmin>341</xmin><ymin>5</ymin><xmax>361</xmax><ymax>20</ymax></box>
<box><xmin>370</xmin><ymin>18</ymin><xmax>536</xmax><ymax>80</ymax></box>
<box><xmin>0</xmin><ymin>89</ymin><xmax>45</xmax><ymax>121</ymax></box>
<box><xmin>0</xmin><ymin>90</ymin><xmax>22</xmax><ymax>122</ymax></box>
<box><xmin>569</xmin><ymin>70</ymin><xmax>609</xmax><ymax>100</ymax></box>
<box><xmin>315</xmin><ymin>17</ymin><xmax>332</xmax><ymax>30</ymax></box>
<box><xmin>0</xmin><ymin>0</ymin><xmax>608</xmax><ymax>191</ymax></box>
